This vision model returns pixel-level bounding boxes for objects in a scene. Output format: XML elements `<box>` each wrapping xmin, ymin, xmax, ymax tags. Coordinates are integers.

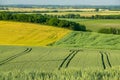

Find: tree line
<box><xmin>1</xmin><ymin>11</ymin><xmax>120</xmax><ymax>19</ymax></box>
<box><xmin>98</xmin><ymin>28</ymin><xmax>120</xmax><ymax>35</ymax></box>
<box><xmin>0</xmin><ymin>12</ymin><xmax>86</xmax><ymax>31</ymax></box>
<box><xmin>45</xmin><ymin>14</ymin><xmax>120</xmax><ymax>19</ymax></box>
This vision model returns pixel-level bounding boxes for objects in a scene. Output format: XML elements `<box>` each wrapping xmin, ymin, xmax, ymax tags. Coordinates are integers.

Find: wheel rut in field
<box><xmin>58</xmin><ymin>49</ymin><xmax>81</xmax><ymax>70</ymax></box>
<box><xmin>99</xmin><ymin>51</ymin><xmax>106</xmax><ymax>69</ymax></box>
<box><xmin>104</xmin><ymin>52</ymin><xmax>112</xmax><ymax>67</ymax></box>
<box><xmin>0</xmin><ymin>48</ymin><xmax>32</xmax><ymax>66</ymax></box>
<box><xmin>99</xmin><ymin>51</ymin><xmax>112</xmax><ymax>69</ymax></box>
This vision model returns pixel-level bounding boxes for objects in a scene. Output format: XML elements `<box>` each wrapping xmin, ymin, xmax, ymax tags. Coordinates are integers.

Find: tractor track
<box><xmin>104</xmin><ymin>52</ymin><xmax>112</xmax><ymax>67</ymax></box>
<box><xmin>58</xmin><ymin>50</ymin><xmax>75</xmax><ymax>70</ymax></box>
<box><xmin>65</xmin><ymin>50</ymin><xmax>80</xmax><ymax>68</ymax></box>
<box><xmin>0</xmin><ymin>48</ymin><xmax>32</xmax><ymax>66</ymax></box>
<box><xmin>99</xmin><ymin>51</ymin><xmax>106</xmax><ymax>69</ymax></box>
<box><xmin>58</xmin><ymin>49</ymin><xmax>81</xmax><ymax>70</ymax></box>
<box><xmin>99</xmin><ymin>51</ymin><xmax>112</xmax><ymax>69</ymax></box>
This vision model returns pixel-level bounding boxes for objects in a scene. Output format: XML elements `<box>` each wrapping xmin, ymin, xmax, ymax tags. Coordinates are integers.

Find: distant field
<box><xmin>0</xmin><ymin>21</ymin><xmax>70</xmax><ymax>46</ymax></box>
<box><xmin>60</xmin><ymin>19</ymin><xmax>120</xmax><ymax>32</ymax></box>
<box><xmin>0</xmin><ymin>46</ymin><xmax>119</xmax><ymax>71</ymax></box>
<box><xmin>42</xmin><ymin>11</ymin><xmax>120</xmax><ymax>17</ymax></box>
<box><xmin>52</xmin><ymin>31</ymin><xmax>120</xmax><ymax>50</ymax></box>
<box><xmin>1</xmin><ymin>7</ymin><xmax>120</xmax><ymax>17</ymax></box>
<box><xmin>0</xmin><ymin>7</ymin><xmax>95</xmax><ymax>12</ymax></box>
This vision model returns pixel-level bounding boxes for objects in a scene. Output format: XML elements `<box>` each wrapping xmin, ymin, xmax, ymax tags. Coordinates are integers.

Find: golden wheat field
<box><xmin>0</xmin><ymin>21</ymin><xmax>70</xmax><ymax>46</ymax></box>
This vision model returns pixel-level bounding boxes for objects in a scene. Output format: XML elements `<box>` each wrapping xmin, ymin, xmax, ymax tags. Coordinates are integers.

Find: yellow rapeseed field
<box><xmin>0</xmin><ymin>21</ymin><xmax>70</xmax><ymax>46</ymax></box>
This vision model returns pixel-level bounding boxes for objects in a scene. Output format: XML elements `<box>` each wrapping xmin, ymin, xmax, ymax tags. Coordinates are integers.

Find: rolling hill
<box><xmin>52</xmin><ymin>31</ymin><xmax>120</xmax><ymax>50</ymax></box>
<box><xmin>0</xmin><ymin>21</ymin><xmax>120</xmax><ymax>80</ymax></box>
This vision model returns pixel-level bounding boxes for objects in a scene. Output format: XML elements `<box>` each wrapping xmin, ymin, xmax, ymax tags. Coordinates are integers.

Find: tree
<box><xmin>95</xmin><ymin>8</ymin><xmax>99</xmax><ymax>12</ymax></box>
<box><xmin>47</xmin><ymin>18</ymin><xmax>59</xmax><ymax>26</ymax></box>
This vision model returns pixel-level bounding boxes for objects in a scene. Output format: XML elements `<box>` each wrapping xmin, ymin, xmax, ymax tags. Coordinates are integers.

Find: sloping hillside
<box><xmin>52</xmin><ymin>31</ymin><xmax>120</xmax><ymax>49</ymax></box>
<box><xmin>0</xmin><ymin>21</ymin><xmax>70</xmax><ymax>46</ymax></box>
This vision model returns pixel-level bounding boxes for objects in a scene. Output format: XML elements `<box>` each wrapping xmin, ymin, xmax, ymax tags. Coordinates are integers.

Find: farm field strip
<box><xmin>0</xmin><ymin>46</ymin><xmax>70</xmax><ymax>71</ymax></box>
<box><xmin>0</xmin><ymin>46</ymin><xmax>119</xmax><ymax>71</ymax></box>
<box><xmin>60</xmin><ymin>19</ymin><xmax>120</xmax><ymax>32</ymax></box>
<box><xmin>52</xmin><ymin>31</ymin><xmax>120</xmax><ymax>50</ymax></box>
<box><xmin>1</xmin><ymin>7</ymin><xmax>96</xmax><ymax>12</ymax></box>
<box><xmin>0</xmin><ymin>48</ymin><xmax>32</xmax><ymax>66</ymax></box>
<box><xmin>42</xmin><ymin>11</ymin><xmax>120</xmax><ymax>17</ymax></box>
<box><xmin>0</xmin><ymin>21</ymin><xmax>70</xmax><ymax>46</ymax></box>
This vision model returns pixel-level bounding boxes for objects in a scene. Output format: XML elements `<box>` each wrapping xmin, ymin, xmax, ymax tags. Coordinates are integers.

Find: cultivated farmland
<box><xmin>0</xmin><ymin>21</ymin><xmax>70</xmax><ymax>46</ymax></box>
<box><xmin>0</xmin><ymin>46</ymin><xmax>119</xmax><ymax>71</ymax></box>
<box><xmin>1</xmin><ymin>7</ymin><xmax>120</xmax><ymax>17</ymax></box>
<box><xmin>0</xmin><ymin>45</ymin><xmax>120</xmax><ymax>80</ymax></box>
<box><xmin>60</xmin><ymin>19</ymin><xmax>120</xmax><ymax>32</ymax></box>
<box><xmin>0</xmin><ymin>7</ymin><xmax>120</xmax><ymax>79</ymax></box>
<box><xmin>52</xmin><ymin>31</ymin><xmax>120</xmax><ymax>50</ymax></box>
<box><xmin>42</xmin><ymin>11</ymin><xmax>120</xmax><ymax>17</ymax></box>
<box><xmin>0</xmin><ymin>67</ymin><xmax>120</xmax><ymax>80</ymax></box>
